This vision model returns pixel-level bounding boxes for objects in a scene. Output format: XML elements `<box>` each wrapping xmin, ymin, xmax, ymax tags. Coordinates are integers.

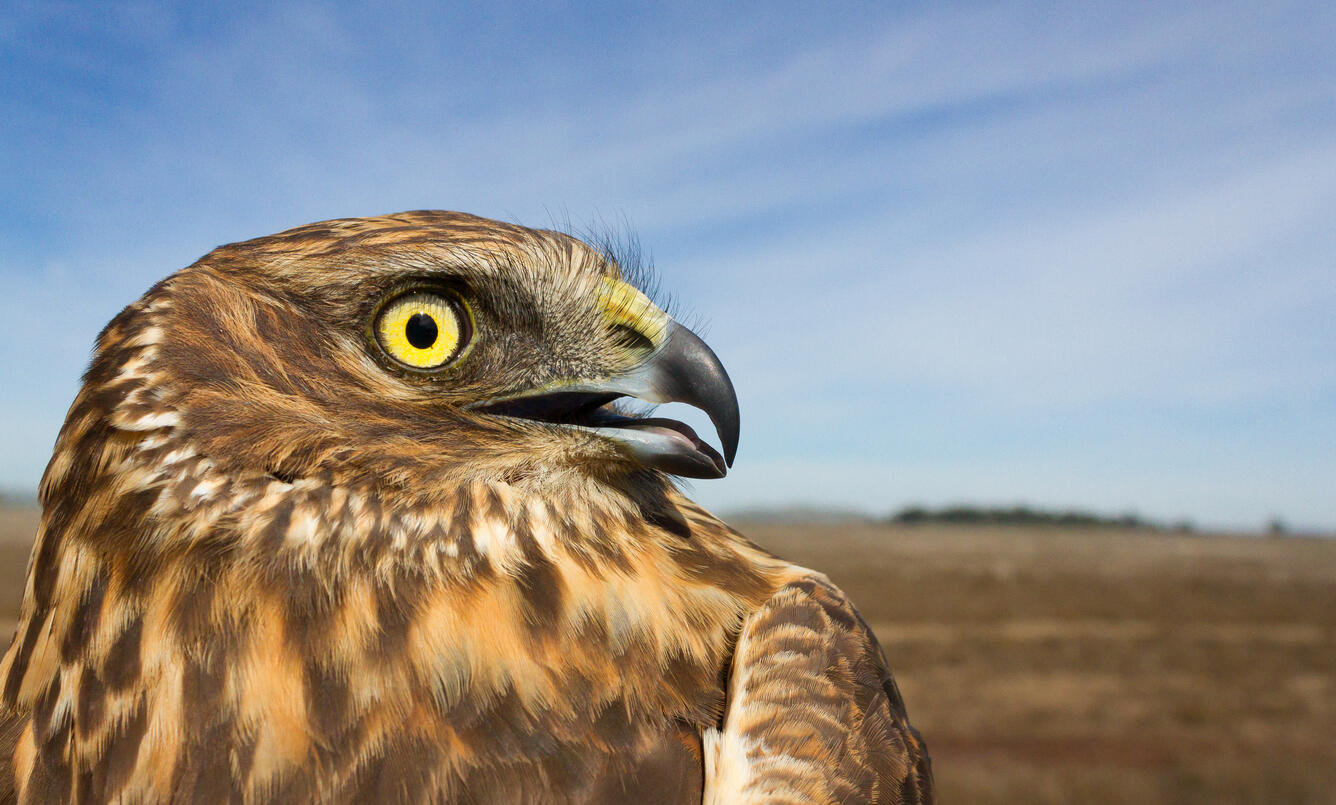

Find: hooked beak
<box><xmin>470</xmin><ymin>321</ymin><xmax>740</xmax><ymax>479</ymax></box>
<box><xmin>583</xmin><ymin>321</ymin><xmax>740</xmax><ymax>478</ymax></box>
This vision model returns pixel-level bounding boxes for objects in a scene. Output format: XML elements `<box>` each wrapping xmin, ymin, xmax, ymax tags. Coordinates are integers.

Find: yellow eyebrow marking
<box><xmin>597</xmin><ymin>277</ymin><xmax>670</xmax><ymax>349</ymax></box>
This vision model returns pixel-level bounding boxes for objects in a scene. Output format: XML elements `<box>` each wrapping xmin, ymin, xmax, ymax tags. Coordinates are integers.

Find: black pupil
<box><xmin>405</xmin><ymin>312</ymin><xmax>438</xmax><ymax>349</ymax></box>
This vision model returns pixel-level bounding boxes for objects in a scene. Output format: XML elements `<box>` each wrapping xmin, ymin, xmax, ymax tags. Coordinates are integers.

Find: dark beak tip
<box><xmin>719</xmin><ymin>400</ymin><xmax>739</xmax><ymax>468</ymax></box>
<box><xmin>721</xmin><ymin>424</ymin><xmax>738</xmax><ymax>467</ymax></box>
<box><xmin>704</xmin><ymin>401</ymin><xmax>738</xmax><ymax>471</ymax></box>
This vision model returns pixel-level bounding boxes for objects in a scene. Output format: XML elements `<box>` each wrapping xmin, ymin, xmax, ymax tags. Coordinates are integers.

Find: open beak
<box><xmin>470</xmin><ymin>321</ymin><xmax>740</xmax><ymax>479</ymax></box>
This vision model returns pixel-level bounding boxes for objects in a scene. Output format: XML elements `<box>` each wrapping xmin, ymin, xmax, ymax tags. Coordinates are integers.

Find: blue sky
<box><xmin>2</xmin><ymin>2</ymin><xmax>1334</xmax><ymax>530</ymax></box>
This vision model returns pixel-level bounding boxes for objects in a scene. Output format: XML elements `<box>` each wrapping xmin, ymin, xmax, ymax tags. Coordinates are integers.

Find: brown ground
<box><xmin>740</xmin><ymin>520</ymin><xmax>1336</xmax><ymax>804</ymax></box>
<box><xmin>1</xmin><ymin>507</ymin><xmax>1333</xmax><ymax>803</ymax></box>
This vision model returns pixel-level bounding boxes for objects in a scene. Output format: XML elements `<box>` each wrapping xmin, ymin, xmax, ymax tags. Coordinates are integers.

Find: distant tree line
<box><xmin>888</xmin><ymin>504</ymin><xmax>1193</xmax><ymax>531</ymax></box>
<box><xmin>0</xmin><ymin>490</ymin><xmax>40</xmax><ymax>508</ymax></box>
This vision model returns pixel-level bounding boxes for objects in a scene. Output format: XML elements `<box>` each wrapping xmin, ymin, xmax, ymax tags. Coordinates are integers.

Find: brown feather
<box><xmin>704</xmin><ymin>575</ymin><xmax>934</xmax><ymax>804</ymax></box>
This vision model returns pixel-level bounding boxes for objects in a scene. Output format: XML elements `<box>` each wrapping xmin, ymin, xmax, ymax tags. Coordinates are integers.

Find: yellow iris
<box><xmin>375</xmin><ymin>292</ymin><xmax>467</xmax><ymax>369</ymax></box>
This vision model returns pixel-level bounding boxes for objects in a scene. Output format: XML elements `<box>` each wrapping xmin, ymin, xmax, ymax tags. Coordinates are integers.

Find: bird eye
<box><xmin>374</xmin><ymin>291</ymin><xmax>470</xmax><ymax>370</ymax></box>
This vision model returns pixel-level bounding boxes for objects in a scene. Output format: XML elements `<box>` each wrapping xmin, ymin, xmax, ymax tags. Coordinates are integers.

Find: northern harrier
<box><xmin>0</xmin><ymin>212</ymin><xmax>932</xmax><ymax>803</ymax></box>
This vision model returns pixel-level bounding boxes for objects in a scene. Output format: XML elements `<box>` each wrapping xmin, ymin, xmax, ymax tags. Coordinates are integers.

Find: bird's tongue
<box><xmin>614</xmin><ymin>417</ymin><xmax>725</xmax><ymax>464</ymax></box>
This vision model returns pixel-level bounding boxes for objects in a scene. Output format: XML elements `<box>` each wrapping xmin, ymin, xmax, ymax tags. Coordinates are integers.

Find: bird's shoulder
<box><xmin>704</xmin><ymin>568</ymin><xmax>934</xmax><ymax>804</ymax></box>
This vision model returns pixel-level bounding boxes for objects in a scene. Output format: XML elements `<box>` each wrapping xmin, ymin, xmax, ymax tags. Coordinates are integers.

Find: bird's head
<box><xmin>113</xmin><ymin>211</ymin><xmax>738</xmax><ymax>496</ymax></box>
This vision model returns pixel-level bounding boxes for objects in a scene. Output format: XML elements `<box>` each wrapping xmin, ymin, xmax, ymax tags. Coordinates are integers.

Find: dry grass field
<box><xmin>1</xmin><ymin>506</ymin><xmax>1333</xmax><ymax>803</ymax></box>
<box><xmin>739</xmin><ymin>520</ymin><xmax>1336</xmax><ymax>804</ymax></box>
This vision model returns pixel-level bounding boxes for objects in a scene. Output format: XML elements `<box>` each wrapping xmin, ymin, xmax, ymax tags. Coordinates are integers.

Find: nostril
<box><xmin>610</xmin><ymin>324</ymin><xmax>656</xmax><ymax>359</ymax></box>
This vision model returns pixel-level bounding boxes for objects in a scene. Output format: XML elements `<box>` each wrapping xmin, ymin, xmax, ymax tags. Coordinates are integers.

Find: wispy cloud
<box><xmin>2</xmin><ymin>1</ymin><xmax>1333</xmax><ymax>528</ymax></box>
